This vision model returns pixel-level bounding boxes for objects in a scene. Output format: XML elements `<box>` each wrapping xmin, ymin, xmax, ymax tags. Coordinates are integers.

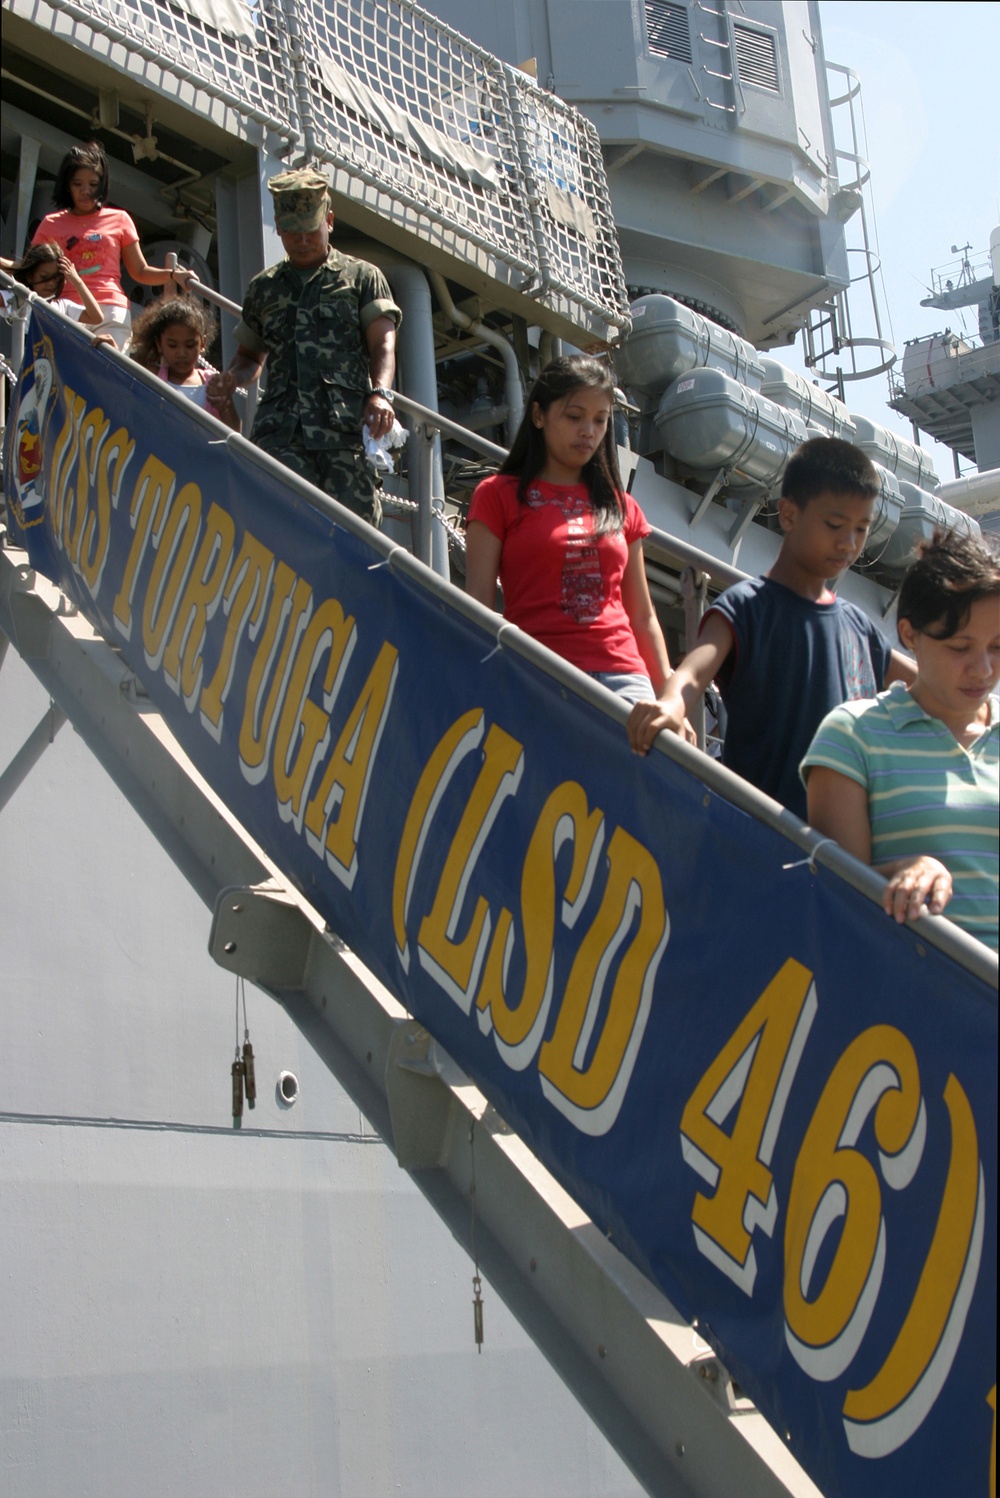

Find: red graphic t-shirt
<box><xmin>467</xmin><ymin>473</ymin><xmax>651</xmax><ymax>674</ymax></box>
<box><xmin>32</xmin><ymin>207</ymin><xmax>140</xmax><ymax>308</ymax></box>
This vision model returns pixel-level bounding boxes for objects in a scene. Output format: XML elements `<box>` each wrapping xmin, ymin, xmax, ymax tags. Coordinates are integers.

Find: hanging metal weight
<box><xmin>472</xmin><ymin>1275</ymin><xmax>484</xmax><ymax>1352</ymax></box>
<box><xmin>242</xmin><ymin>1040</ymin><xmax>256</xmax><ymax>1109</ymax></box>
<box><xmin>232</xmin><ymin>1055</ymin><xmax>245</xmax><ymax>1126</ymax></box>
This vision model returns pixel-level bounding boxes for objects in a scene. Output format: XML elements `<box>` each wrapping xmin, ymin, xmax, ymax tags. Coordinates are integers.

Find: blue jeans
<box><xmin>589</xmin><ymin>671</ymin><xmax>654</xmax><ymax>704</ymax></box>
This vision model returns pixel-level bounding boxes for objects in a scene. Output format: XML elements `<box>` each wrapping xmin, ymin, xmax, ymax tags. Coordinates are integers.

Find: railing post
<box><xmin>10</xmin><ymin>315</ymin><xmax>26</xmax><ymax>377</ymax></box>
<box><xmin>392</xmin><ymin>393</ymin><xmax>507</xmax><ymax>580</ymax></box>
<box><xmin>681</xmin><ymin>566</ymin><xmax>708</xmax><ymax>752</ymax></box>
<box><xmin>410</xmin><ymin>421</ymin><xmax>435</xmax><ymax>568</ymax></box>
<box><xmin>0</xmin><ymin>701</ymin><xmax>68</xmax><ymax>813</ymax></box>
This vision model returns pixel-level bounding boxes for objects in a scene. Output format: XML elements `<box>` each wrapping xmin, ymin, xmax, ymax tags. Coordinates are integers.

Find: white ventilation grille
<box><xmin>734</xmin><ymin>24</ymin><xmax>780</xmax><ymax>91</ymax></box>
<box><xmin>645</xmin><ymin>1</ymin><xmax>692</xmax><ymax>64</ymax></box>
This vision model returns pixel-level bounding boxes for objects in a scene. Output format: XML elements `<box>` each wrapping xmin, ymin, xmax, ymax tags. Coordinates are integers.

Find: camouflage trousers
<box><xmin>260</xmin><ymin>436</ymin><xmax>383</xmax><ymax>528</ymax></box>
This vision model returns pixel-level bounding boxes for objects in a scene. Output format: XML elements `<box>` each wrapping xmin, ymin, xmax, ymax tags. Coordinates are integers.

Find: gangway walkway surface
<box><xmin>2</xmin><ymin>303</ymin><xmax>996</xmax><ymax>1498</ymax></box>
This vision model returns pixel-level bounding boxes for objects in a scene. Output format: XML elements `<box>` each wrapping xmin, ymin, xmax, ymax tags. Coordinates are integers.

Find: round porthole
<box><xmin>277</xmin><ymin>1071</ymin><xmax>300</xmax><ymax>1107</ymax></box>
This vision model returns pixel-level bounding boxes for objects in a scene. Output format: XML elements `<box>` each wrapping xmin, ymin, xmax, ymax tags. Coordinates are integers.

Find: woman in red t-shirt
<box><xmin>31</xmin><ymin>141</ymin><xmax>194</xmax><ymax>349</ymax></box>
<box><xmin>465</xmin><ymin>354</ymin><xmax>676</xmax><ymax>705</ymax></box>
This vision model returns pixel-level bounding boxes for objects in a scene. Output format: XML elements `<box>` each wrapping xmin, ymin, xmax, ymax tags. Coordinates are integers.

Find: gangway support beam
<box><xmin>0</xmin><ymin>698</ymin><xmax>67</xmax><ymax>812</ymax></box>
<box><xmin>0</xmin><ymin>557</ymin><xmax>269</xmax><ymax>906</ymax></box>
<box><xmin>0</xmin><ymin>545</ymin><xmax>822</xmax><ymax>1498</ymax></box>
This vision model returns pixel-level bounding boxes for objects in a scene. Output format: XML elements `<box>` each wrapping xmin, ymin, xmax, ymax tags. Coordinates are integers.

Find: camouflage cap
<box><xmin>268</xmin><ymin>168</ymin><xmax>332</xmax><ymax>232</ymax></box>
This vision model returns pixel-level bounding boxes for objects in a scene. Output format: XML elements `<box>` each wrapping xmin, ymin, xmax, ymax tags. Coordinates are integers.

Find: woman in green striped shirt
<box><xmin>802</xmin><ymin>530</ymin><xmax>1000</xmax><ymax>950</ymax></box>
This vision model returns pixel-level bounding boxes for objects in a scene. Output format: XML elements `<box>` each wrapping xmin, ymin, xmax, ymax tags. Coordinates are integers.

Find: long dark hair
<box><xmin>12</xmin><ymin>242</ymin><xmax>65</xmax><ymax>297</ymax></box>
<box><xmin>500</xmin><ymin>355</ymin><xmax>626</xmax><ymax>533</ymax></box>
<box><xmin>897</xmin><ymin>529</ymin><xmax>1000</xmax><ymax>639</ymax></box>
<box><xmin>51</xmin><ymin>141</ymin><xmax>110</xmax><ymax>211</ymax></box>
<box><xmin>129</xmin><ymin>297</ymin><xmax>217</xmax><ymax>371</ymax></box>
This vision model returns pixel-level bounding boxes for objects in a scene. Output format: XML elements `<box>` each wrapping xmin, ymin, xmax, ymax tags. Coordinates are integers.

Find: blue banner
<box><xmin>6</xmin><ymin>305</ymin><xmax>996</xmax><ymax>1498</ymax></box>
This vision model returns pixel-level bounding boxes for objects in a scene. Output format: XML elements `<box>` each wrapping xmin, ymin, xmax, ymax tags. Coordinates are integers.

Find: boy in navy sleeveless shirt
<box><xmin>627</xmin><ymin>438</ymin><xmax>916</xmax><ymax>818</ymax></box>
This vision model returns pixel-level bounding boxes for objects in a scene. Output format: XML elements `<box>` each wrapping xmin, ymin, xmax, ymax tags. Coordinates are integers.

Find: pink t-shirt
<box><xmin>467</xmin><ymin>472</ymin><xmax>651</xmax><ymax>674</ymax></box>
<box><xmin>32</xmin><ymin>207</ymin><xmax>140</xmax><ymax>308</ymax></box>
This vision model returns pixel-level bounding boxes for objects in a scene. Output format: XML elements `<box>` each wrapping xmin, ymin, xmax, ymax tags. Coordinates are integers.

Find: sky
<box><xmin>779</xmin><ymin>1</ymin><xmax>1000</xmax><ymax>479</ymax></box>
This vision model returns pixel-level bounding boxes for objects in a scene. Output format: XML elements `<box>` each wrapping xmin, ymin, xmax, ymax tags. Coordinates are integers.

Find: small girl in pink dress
<box><xmin>130</xmin><ymin>298</ymin><xmax>240</xmax><ymax>431</ymax></box>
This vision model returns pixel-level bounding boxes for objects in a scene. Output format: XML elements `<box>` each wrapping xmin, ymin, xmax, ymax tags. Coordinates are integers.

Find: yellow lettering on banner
<box><xmin>477</xmin><ymin>780</ymin><xmax>604</xmax><ymax>1070</ymax></box>
<box><xmin>238</xmin><ymin>563</ymin><xmax>313</xmax><ymax>785</ymax></box>
<box><xmin>679</xmin><ymin>958</ymin><xmax>817</xmax><ymax>1295</ymax></box>
<box><xmin>141</xmin><ymin>481</ymin><xmax>203</xmax><ymax>671</ymax></box>
<box><xmin>162</xmin><ymin>503</ymin><xmax>236</xmax><ymax>707</ymax></box>
<box><xmin>199</xmin><ymin>533</ymin><xmax>275</xmax><ymax>742</ymax></box>
<box><xmin>112</xmin><ymin>456</ymin><xmax>176</xmax><ymax>640</ymax></box>
<box><xmin>392</xmin><ymin>710</ymin><xmax>486</xmax><ymax>972</ymax></box>
<box><xmin>62</xmin><ymin>408</ymin><xmax>108</xmax><ymax>572</ymax></box>
<box><xmin>784</xmin><ymin>1026</ymin><xmax>925</xmax><ymax>1384</ymax></box>
<box><xmin>273</xmin><ymin>597</ymin><xmax>357</xmax><ymax>832</ymax></box>
<box><xmin>80</xmin><ymin>425</ymin><xmax>133</xmax><ymax>597</ymax></box>
<box><xmin>538</xmin><ymin>827</ymin><xmax>668</xmax><ymax>1136</ymax></box>
<box><xmin>415</xmin><ymin>723</ymin><xmax>523</xmax><ymax>1013</ymax></box>
<box><xmin>303</xmin><ymin>641</ymin><xmax>398</xmax><ymax>889</ymax></box>
<box><xmin>842</xmin><ymin>1074</ymin><xmax>984</xmax><ymax>1458</ymax></box>
<box><xmin>49</xmin><ymin>389</ymin><xmax>85</xmax><ymax>545</ymax></box>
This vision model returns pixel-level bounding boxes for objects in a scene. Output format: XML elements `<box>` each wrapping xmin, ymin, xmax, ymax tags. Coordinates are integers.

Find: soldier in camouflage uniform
<box><xmin>209</xmin><ymin>169</ymin><xmax>401</xmax><ymax>525</ymax></box>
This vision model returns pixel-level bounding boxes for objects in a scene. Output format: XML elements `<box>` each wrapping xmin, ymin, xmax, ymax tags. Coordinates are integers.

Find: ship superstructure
<box><xmin>1</xmin><ymin>5</ymin><xmax>996</xmax><ymax>1498</ymax></box>
<box><xmin>889</xmin><ymin>229</ymin><xmax>1000</xmax><ymax>499</ymax></box>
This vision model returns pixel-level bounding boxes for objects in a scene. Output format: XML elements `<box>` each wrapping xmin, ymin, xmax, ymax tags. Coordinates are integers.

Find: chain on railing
<box><xmin>380</xmin><ymin>489</ymin><xmax>468</xmax><ymax>558</ymax></box>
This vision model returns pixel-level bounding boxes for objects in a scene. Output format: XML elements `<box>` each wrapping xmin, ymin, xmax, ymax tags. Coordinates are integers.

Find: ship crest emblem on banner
<box><xmin>9</xmin><ymin>334</ymin><xmax>57</xmax><ymax>530</ymax></box>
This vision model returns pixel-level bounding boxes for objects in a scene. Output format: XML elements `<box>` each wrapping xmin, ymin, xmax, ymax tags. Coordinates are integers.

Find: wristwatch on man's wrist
<box><xmin>370</xmin><ymin>386</ymin><xmax>394</xmax><ymax>403</ymax></box>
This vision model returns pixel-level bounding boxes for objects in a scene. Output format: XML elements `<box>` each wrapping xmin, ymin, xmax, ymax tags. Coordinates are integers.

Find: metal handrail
<box><xmin>643</xmin><ymin>523</ymin><xmax>750</xmax><ymax>592</ymax></box>
<box><xmin>171</xmin><ymin>265</ymin><xmax>243</xmax><ymax>323</ymax></box>
<box><xmin>392</xmin><ymin>391</ymin><xmax>508</xmax><ymax>465</ymax></box>
<box><xmin>386</xmin><ymin>540</ymin><xmax>999</xmax><ymax>989</ymax></box>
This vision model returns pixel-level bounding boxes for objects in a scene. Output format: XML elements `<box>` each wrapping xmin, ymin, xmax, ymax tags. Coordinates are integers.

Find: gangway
<box><xmin>0</xmin><ymin>548</ymin><xmax>819</xmax><ymax>1498</ymax></box>
<box><xmin>2</xmin><ymin>304</ymin><xmax>996</xmax><ymax>1498</ymax></box>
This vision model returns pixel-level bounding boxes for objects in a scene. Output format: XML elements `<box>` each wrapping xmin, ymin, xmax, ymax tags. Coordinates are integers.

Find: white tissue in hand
<box><xmin>362</xmin><ymin>416</ymin><xmax>408</xmax><ymax>472</ymax></box>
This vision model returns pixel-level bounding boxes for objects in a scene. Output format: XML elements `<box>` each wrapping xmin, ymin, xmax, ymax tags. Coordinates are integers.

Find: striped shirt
<box><xmin>801</xmin><ymin>681</ymin><xmax>999</xmax><ymax>951</ymax></box>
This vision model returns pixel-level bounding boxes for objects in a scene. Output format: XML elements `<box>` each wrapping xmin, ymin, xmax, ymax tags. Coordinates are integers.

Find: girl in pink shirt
<box><xmin>31</xmin><ymin>141</ymin><xmax>194</xmax><ymax>349</ymax></box>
